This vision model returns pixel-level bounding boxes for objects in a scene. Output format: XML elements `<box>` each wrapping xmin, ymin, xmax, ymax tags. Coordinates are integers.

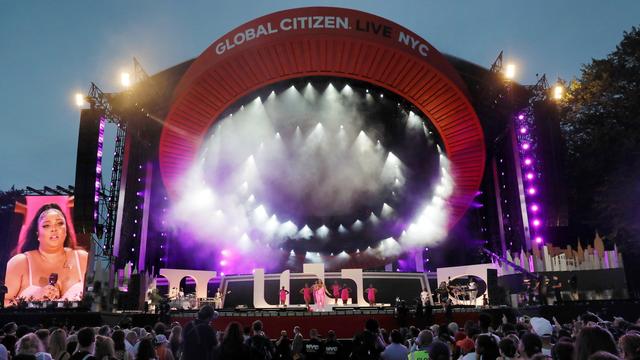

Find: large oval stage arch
<box><xmin>159</xmin><ymin>7</ymin><xmax>485</xmax><ymax>228</ymax></box>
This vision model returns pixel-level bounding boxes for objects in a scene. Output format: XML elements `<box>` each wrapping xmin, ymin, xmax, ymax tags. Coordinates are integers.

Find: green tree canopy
<box><xmin>560</xmin><ymin>26</ymin><xmax>640</xmax><ymax>252</ymax></box>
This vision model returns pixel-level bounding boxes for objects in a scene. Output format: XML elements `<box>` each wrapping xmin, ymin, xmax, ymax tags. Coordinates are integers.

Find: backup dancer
<box><xmin>420</xmin><ymin>288</ymin><xmax>430</xmax><ymax>307</ymax></box>
<box><xmin>366</xmin><ymin>284</ymin><xmax>378</xmax><ymax>306</ymax></box>
<box><xmin>279</xmin><ymin>286</ymin><xmax>290</xmax><ymax>307</ymax></box>
<box><xmin>340</xmin><ymin>284</ymin><xmax>351</xmax><ymax>305</ymax></box>
<box><xmin>300</xmin><ymin>283</ymin><xmax>312</xmax><ymax>311</ymax></box>
<box><xmin>331</xmin><ymin>281</ymin><xmax>341</xmax><ymax>305</ymax></box>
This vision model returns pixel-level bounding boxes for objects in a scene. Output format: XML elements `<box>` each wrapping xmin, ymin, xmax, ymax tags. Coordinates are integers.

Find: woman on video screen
<box><xmin>4</xmin><ymin>203</ymin><xmax>87</xmax><ymax>306</ymax></box>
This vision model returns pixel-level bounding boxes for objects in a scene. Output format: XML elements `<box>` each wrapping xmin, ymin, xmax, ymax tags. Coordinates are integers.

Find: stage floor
<box><xmin>1</xmin><ymin>300</ymin><xmax>638</xmax><ymax>339</ymax></box>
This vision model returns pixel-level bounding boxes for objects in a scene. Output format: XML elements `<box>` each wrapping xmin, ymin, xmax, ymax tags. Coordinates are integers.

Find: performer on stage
<box><xmin>279</xmin><ymin>286</ymin><xmax>290</xmax><ymax>307</ymax></box>
<box><xmin>437</xmin><ymin>281</ymin><xmax>448</xmax><ymax>304</ymax></box>
<box><xmin>551</xmin><ymin>276</ymin><xmax>562</xmax><ymax>304</ymax></box>
<box><xmin>539</xmin><ymin>276</ymin><xmax>549</xmax><ymax>305</ymax></box>
<box><xmin>312</xmin><ymin>280</ymin><xmax>328</xmax><ymax>311</ymax></box>
<box><xmin>420</xmin><ymin>288</ymin><xmax>430</xmax><ymax>306</ymax></box>
<box><xmin>569</xmin><ymin>274</ymin><xmax>579</xmax><ymax>301</ymax></box>
<box><xmin>170</xmin><ymin>286</ymin><xmax>179</xmax><ymax>300</ymax></box>
<box><xmin>331</xmin><ymin>281</ymin><xmax>341</xmax><ymax>305</ymax></box>
<box><xmin>300</xmin><ymin>283</ymin><xmax>312</xmax><ymax>311</ymax></box>
<box><xmin>468</xmin><ymin>278</ymin><xmax>478</xmax><ymax>305</ymax></box>
<box><xmin>366</xmin><ymin>284</ymin><xmax>377</xmax><ymax>306</ymax></box>
<box><xmin>213</xmin><ymin>289</ymin><xmax>223</xmax><ymax>309</ymax></box>
<box><xmin>340</xmin><ymin>284</ymin><xmax>351</xmax><ymax>305</ymax></box>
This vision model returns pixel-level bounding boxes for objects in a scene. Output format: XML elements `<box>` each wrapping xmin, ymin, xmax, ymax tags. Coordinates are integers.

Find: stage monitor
<box><xmin>1</xmin><ymin>195</ymin><xmax>89</xmax><ymax>307</ymax></box>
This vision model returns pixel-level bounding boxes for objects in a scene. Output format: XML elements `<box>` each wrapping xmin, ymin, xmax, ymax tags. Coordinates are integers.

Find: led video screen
<box><xmin>2</xmin><ymin>196</ymin><xmax>88</xmax><ymax>306</ymax></box>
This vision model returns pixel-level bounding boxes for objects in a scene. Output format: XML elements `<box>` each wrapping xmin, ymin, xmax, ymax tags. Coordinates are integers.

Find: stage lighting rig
<box><xmin>489</xmin><ymin>50</ymin><xmax>504</xmax><ymax>73</ymax></box>
<box><xmin>481</xmin><ymin>248</ymin><xmax>540</xmax><ymax>281</ymax></box>
<box><xmin>121</xmin><ymin>72</ymin><xmax>131</xmax><ymax>88</ymax></box>
<box><xmin>75</xmin><ymin>93</ymin><xmax>86</xmax><ymax>108</ymax></box>
<box><xmin>23</xmin><ymin>186</ymin><xmax>74</xmax><ymax>196</ymax></box>
<box><xmin>528</xmin><ymin>74</ymin><xmax>550</xmax><ymax>103</ymax></box>
<box><xmin>78</xmin><ymin>81</ymin><xmax>127</xmax><ymax>264</ymax></box>
<box><xmin>56</xmin><ymin>185</ymin><xmax>74</xmax><ymax>195</ymax></box>
<box><xmin>504</xmin><ymin>64</ymin><xmax>516</xmax><ymax>80</ymax></box>
<box><xmin>553</xmin><ymin>84</ymin><xmax>564</xmax><ymax>101</ymax></box>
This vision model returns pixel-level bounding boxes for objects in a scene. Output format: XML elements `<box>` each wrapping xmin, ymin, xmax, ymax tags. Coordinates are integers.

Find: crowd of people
<box><xmin>0</xmin><ymin>304</ymin><xmax>639</xmax><ymax>360</ymax></box>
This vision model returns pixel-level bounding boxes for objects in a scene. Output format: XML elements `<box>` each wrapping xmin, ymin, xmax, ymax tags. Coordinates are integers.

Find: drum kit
<box><xmin>450</xmin><ymin>285</ymin><xmax>471</xmax><ymax>304</ymax></box>
<box><xmin>170</xmin><ymin>293</ymin><xmax>198</xmax><ymax>310</ymax></box>
<box><xmin>171</xmin><ymin>291</ymin><xmax>230</xmax><ymax>310</ymax></box>
<box><xmin>447</xmin><ymin>284</ymin><xmax>478</xmax><ymax>305</ymax></box>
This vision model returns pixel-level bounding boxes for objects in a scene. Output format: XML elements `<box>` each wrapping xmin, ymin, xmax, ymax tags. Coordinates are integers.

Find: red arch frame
<box><xmin>159</xmin><ymin>7</ymin><xmax>485</xmax><ymax>227</ymax></box>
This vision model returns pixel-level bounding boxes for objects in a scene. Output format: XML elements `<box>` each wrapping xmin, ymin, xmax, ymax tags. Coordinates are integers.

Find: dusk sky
<box><xmin>1</xmin><ymin>1</ymin><xmax>638</xmax><ymax>190</ymax></box>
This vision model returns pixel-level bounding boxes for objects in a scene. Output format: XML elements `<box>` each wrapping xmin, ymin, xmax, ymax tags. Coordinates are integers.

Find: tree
<box><xmin>560</xmin><ymin>27</ymin><xmax>640</xmax><ymax>259</ymax></box>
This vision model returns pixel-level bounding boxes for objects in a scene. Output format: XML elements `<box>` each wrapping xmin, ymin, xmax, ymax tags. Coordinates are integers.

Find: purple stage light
<box><xmin>532</xmin><ymin>219</ymin><xmax>541</xmax><ymax>227</ymax></box>
<box><xmin>219</xmin><ymin>260</ymin><xmax>227</xmax><ymax>266</ymax></box>
<box><xmin>535</xmin><ymin>236</ymin><xmax>543</xmax><ymax>244</ymax></box>
<box><xmin>520</xmin><ymin>127</ymin><xmax>527</xmax><ymax>134</ymax></box>
<box><xmin>531</xmin><ymin>204</ymin><xmax>539</xmax><ymax>212</ymax></box>
<box><xmin>528</xmin><ymin>187</ymin><xmax>536</xmax><ymax>195</ymax></box>
<box><xmin>221</xmin><ymin>249</ymin><xmax>230</xmax><ymax>257</ymax></box>
<box><xmin>518</xmin><ymin>114</ymin><xmax>525</xmax><ymax>120</ymax></box>
<box><xmin>526</xmin><ymin>172</ymin><xmax>534</xmax><ymax>180</ymax></box>
<box><xmin>524</xmin><ymin>158</ymin><xmax>532</xmax><ymax>165</ymax></box>
<box><xmin>522</xmin><ymin>143</ymin><xmax>530</xmax><ymax>150</ymax></box>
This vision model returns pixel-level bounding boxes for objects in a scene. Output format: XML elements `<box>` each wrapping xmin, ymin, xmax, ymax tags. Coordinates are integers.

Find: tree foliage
<box><xmin>560</xmin><ymin>26</ymin><xmax>640</xmax><ymax>252</ymax></box>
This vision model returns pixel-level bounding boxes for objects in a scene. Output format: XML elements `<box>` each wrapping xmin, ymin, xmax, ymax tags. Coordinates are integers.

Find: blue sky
<box><xmin>1</xmin><ymin>0</ymin><xmax>638</xmax><ymax>190</ymax></box>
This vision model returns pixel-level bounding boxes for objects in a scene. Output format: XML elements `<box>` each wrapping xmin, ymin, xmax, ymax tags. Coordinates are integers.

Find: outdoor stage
<box><xmin>0</xmin><ymin>7</ymin><xmax>629</xmax><ymax>326</ymax></box>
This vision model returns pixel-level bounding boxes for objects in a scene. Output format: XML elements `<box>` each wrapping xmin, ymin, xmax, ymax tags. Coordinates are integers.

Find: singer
<box><xmin>3</xmin><ymin>203</ymin><xmax>87</xmax><ymax>306</ymax></box>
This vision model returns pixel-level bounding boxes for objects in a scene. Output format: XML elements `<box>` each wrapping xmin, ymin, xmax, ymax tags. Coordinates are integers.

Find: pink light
<box><xmin>522</xmin><ymin>143</ymin><xmax>530</xmax><ymax>150</ymax></box>
<box><xmin>221</xmin><ymin>249</ymin><xmax>230</xmax><ymax>257</ymax></box>
<box><xmin>531</xmin><ymin>204</ymin><xmax>539</xmax><ymax>212</ymax></box>
<box><xmin>219</xmin><ymin>260</ymin><xmax>227</xmax><ymax>266</ymax></box>
<box><xmin>518</xmin><ymin>114</ymin><xmax>525</xmax><ymax>120</ymax></box>
<box><xmin>532</xmin><ymin>219</ymin><xmax>541</xmax><ymax>227</ymax></box>
<box><xmin>520</xmin><ymin>127</ymin><xmax>527</xmax><ymax>134</ymax></box>
<box><xmin>535</xmin><ymin>236</ymin><xmax>543</xmax><ymax>244</ymax></box>
<box><xmin>528</xmin><ymin>187</ymin><xmax>536</xmax><ymax>195</ymax></box>
<box><xmin>220</xmin><ymin>272</ymin><xmax>225</xmax><ymax>277</ymax></box>
<box><xmin>524</xmin><ymin>158</ymin><xmax>532</xmax><ymax>165</ymax></box>
<box><xmin>526</xmin><ymin>172</ymin><xmax>534</xmax><ymax>180</ymax></box>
